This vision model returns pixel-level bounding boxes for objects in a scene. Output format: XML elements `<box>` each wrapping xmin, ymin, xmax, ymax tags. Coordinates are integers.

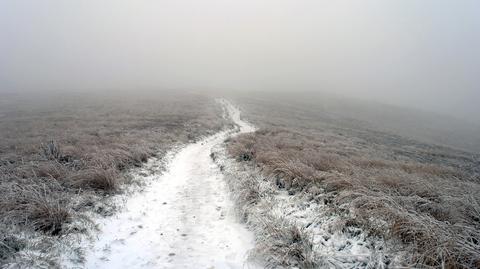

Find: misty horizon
<box><xmin>1</xmin><ymin>0</ymin><xmax>479</xmax><ymax>123</ymax></box>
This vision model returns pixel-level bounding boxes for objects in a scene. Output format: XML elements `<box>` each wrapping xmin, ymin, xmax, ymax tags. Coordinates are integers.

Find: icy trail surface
<box><xmin>82</xmin><ymin>99</ymin><xmax>256</xmax><ymax>269</ymax></box>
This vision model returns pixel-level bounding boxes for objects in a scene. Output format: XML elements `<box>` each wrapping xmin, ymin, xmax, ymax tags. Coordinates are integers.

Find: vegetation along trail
<box><xmin>80</xmin><ymin>99</ymin><xmax>257</xmax><ymax>269</ymax></box>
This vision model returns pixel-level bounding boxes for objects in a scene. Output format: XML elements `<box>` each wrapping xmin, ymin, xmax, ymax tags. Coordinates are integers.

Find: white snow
<box><xmin>76</xmin><ymin>99</ymin><xmax>258</xmax><ymax>269</ymax></box>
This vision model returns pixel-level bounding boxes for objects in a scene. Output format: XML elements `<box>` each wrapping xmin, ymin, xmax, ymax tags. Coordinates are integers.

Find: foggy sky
<box><xmin>1</xmin><ymin>0</ymin><xmax>479</xmax><ymax>122</ymax></box>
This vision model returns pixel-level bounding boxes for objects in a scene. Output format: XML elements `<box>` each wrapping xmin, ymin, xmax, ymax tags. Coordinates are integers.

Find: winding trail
<box><xmin>82</xmin><ymin>99</ymin><xmax>257</xmax><ymax>269</ymax></box>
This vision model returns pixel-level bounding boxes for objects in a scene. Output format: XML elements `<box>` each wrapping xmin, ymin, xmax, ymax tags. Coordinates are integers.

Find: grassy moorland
<box><xmin>226</xmin><ymin>93</ymin><xmax>480</xmax><ymax>268</ymax></box>
<box><xmin>0</xmin><ymin>91</ymin><xmax>226</xmax><ymax>265</ymax></box>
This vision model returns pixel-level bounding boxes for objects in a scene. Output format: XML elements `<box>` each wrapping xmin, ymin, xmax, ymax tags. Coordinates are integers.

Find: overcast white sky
<box><xmin>1</xmin><ymin>0</ymin><xmax>479</xmax><ymax>122</ymax></box>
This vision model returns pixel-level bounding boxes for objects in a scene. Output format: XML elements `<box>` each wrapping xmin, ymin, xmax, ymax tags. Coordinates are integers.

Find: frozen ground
<box><xmin>67</xmin><ymin>99</ymin><xmax>258</xmax><ymax>269</ymax></box>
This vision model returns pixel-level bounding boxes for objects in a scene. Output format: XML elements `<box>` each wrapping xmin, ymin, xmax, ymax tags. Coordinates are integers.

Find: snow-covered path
<box><xmin>82</xmin><ymin>99</ymin><xmax>257</xmax><ymax>269</ymax></box>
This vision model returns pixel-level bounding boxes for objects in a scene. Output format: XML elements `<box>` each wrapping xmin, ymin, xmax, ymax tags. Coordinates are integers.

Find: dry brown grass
<box><xmin>256</xmin><ymin>216</ymin><xmax>318</xmax><ymax>269</ymax></box>
<box><xmin>0</xmin><ymin>180</ymin><xmax>71</xmax><ymax>235</ymax></box>
<box><xmin>68</xmin><ymin>168</ymin><xmax>121</xmax><ymax>191</ymax></box>
<box><xmin>0</xmin><ymin>91</ymin><xmax>226</xmax><ymax>264</ymax></box>
<box><xmin>35</xmin><ymin>162</ymin><xmax>69</xmax><ymax>180</ymax></box>
<box><xmin>227</xmin><ymin>96</ymin><xmax>480</xmax><ymax>268</ymax></box>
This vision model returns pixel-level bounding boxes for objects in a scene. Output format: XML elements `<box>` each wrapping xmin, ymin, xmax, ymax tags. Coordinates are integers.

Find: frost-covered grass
<box><xmin>214</xmin><ymin>144</ymin><xmax>393</xmax><ymax>269</ymax></box>
<box><xmin>222</xmin><ymin>95</ymin><xmax>480</xmax><ymax>268</ymax></box>
<box><xmin>0</xmin><ymin>91</ymin><xmax>227</xmax><ymax>267</ymax></box>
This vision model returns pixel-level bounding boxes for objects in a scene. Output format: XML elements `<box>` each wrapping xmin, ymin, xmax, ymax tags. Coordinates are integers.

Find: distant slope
<box><xmin>232</xmin><ymin>91</ymin><xmax>480</xmax><ymax>154</ymax></box>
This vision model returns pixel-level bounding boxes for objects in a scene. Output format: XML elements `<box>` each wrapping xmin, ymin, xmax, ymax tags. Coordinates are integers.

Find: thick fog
<box><xmin>1</xmin><ymin>0</ymin><xmax>479</xmax><ymax>122</ymax></box>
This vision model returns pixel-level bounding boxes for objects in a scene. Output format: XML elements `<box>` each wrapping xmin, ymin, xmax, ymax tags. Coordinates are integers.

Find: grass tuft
<box><xmin>0</xmin><ymin>181</ymin><xmax>71</xmax><ymax>235</ymax></box>
<box><xmin>68</xmin><ymin>168</ymin><xmax>121</xmax><ymax>192</ymax></box>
